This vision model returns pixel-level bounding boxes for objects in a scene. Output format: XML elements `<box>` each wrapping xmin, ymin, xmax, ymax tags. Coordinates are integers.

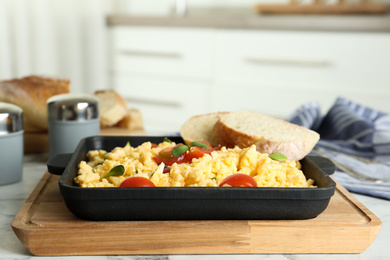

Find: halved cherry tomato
<box><xmin>182</xmin><ymin>141</ymin><xmax>214</xmax><ymax>163</ymax></box>
<box><xmin>219</xmin><ymin>174</ymin><xmax>258</xmax><ymax>187</ymax></box>
<box><xmin>153</xmin><ymin>141</ymin><xmax>214</xmax><ymax>166</ymax></box>
<box><xmin>120</xmin><ymin>176</ymin><xmax>156</xmax><ymax>187</ymax></box>
<box><xmin>213</xmin><ymin>146</ymin><xmax>222</xmax><ymax>151</ymax></box>
<box><xmin>153</xmin><ymin>144</ymin><xmax>187</xmax><ymax>166</ymax></box>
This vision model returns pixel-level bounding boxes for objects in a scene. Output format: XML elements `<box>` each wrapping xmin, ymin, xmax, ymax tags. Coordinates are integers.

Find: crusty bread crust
<box><xmin>180</xmin><ymin>112</ymin><xmax>229</xmax><ymax>147</ymax></box>
<box><xmin>214</xmin><ymin>111</ymin><xmax>320</xmax><ymax>161</ymax></box>
<box><xmin>0</xmin><ymin>75</ymin><xmax>70</xmax><ymax>132</ymax></box>
<box><xmin>213</xmin><ymin>119</ymin><xmax>258</xmax><ymax>148</ymax></box>
<box><xmin>115</xmin><ymin>108</ymin><xmax>144</xmax><ymax>130</ymax></box>
<box><xmin>94</xmin><ymin>89</ymin><xmax>127</xmax><ymax>127</ymax></box>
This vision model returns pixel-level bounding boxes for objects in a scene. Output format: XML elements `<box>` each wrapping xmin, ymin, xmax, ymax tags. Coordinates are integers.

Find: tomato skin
<box><xmin>182</xmin><ymin>141</ymin><xmax>214</xmax><ymax>163</ymax></box>
<box><xmin>120</xmin><ymin>176</ymin><xmax>156</xmax><ymax>187</ymax></box>
<box><xmin>219</xmin><ymin>174</ymin><xmax>258</xmax><ymax>187</ymax></box>
<box><xmin>182</xmin><ymin>147</ymin><xmax>204</xmax><ymax>163</ymax></box>
<box><xmin>153</xmin><ymin>144</ymin><xmax>186</xmax><ymax>166</ymax></box>
<box><xmin>213</xmin><ymin>146</ymin><xmax>222</xmax><ymax>151</ymax></box>
<box><xmin>154</xmin><ymin>141</ymin><xmax>213</xmax><ymax>166</ymax></box>
<box><xmin>193</xmin><ymin>140</ymin><xmax>213</xmax><ymax>152</ymax></box>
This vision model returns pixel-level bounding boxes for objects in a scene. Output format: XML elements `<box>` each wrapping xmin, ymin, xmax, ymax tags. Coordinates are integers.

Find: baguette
<box><xmin>214</xmin><ymin>111</ymin><xmax>320</xmax><ymax>161</ymax></box>
<box><xmin>180</xmin><ymin>112</ymin><xmax>228</xmax><ymax>147</ymax></box>
<box><xmin>0</xmin><ymin>75</ymin><xmax>70</xmax><ymax>132</ymax></box>
<box><xmin>115</xmin><ymin>108</ymin><xmax>144</xmax><ymax>130</ymax></box>
<box><xmin>94</xmin><ymin>89</ymin><xmax>127</xmax><ymax>128</ymax></box>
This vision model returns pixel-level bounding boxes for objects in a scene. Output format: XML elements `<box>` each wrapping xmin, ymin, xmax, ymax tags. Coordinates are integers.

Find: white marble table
<box><xmin>1</xmin><ymin>153</ymin><xmax>389</xmax><ymax>260</ymax></box>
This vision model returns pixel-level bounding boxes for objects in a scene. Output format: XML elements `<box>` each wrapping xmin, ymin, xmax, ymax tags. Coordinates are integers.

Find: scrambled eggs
<box><xmin>75</xmin><ymin>140</ymin><xmax>315</xmax><ymax>188</ymax></box>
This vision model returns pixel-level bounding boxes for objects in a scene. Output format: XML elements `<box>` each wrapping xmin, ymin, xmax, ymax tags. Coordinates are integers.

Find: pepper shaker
<box><xmin>0</xmin><ymin>102</ymin><xmax>24</xmax><ymax>185</ymax></box>
<box><xmin>47</xmin><ymin>94</ymin><xmax>99</xmax><ymax>158</ymax></box>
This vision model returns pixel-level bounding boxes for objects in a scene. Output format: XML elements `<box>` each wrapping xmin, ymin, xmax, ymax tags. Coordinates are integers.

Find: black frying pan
<box><xmin>47</xmin><ymin>135</ymin><xmax>336</xmax><ymax>221</ymax></box>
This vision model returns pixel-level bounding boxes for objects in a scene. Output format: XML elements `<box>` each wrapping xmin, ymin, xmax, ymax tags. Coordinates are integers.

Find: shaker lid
<box><xmin>47</xmin><ymin>94</ymin><xmax>99</xmax><ymax>121</ymax></box>
<box><xmin>0</xmin><ymin>102</ymin><xmax>24</xmax><ymax>134</ymax></box>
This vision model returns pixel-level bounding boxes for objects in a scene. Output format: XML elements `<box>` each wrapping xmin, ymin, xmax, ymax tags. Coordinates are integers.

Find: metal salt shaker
<box><xmin>0</xmin><ymin>102</ymin><xmax>24</xmax><ymax>185</ymax></box>
<box><xmin>47</xmin><ymin>94</ymin><xmax>99</xmax><ymax>158</ymax></box>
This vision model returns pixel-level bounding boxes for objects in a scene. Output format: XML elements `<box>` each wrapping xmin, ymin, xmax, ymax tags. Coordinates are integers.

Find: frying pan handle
<box><xmin>306</xmin><ymin>155</ymin><xmax>335</xmax><ymax>175</ymax></box>
<box><xmin>47</xmin><ymin>153</ymin><xmax>73</xmax><ymax>175</ymax></box>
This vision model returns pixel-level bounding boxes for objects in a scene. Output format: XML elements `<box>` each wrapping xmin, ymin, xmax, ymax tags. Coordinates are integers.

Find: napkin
<box><xmin>288</xmin><ymin>97</ymin><xmax>390</xmax><ymax>200</ymax></box>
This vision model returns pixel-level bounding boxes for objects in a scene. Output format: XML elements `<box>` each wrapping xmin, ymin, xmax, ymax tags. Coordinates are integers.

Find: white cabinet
<box><xmin>111</xmin><ymin>26</ymin><xmax>214</xmax><ymax>79</ymax></box>
<box><xmin>113</xmin><ymin>74</ymin><xmax>213</xmax><ymax>135</ymax></box>
<box><xmin>109</xmin><ymin>26</ymin><xmax>390</xmax><ymax>133</ymax></box>
<box><xmin>109</xmin><ymin>26</ymin><xmax>214</xmax><ymax>134</ymax></box>
<box><xmin>213</xmin><ymin>29</ymin><xmax>390</xmax><ymax>117</ymax></box>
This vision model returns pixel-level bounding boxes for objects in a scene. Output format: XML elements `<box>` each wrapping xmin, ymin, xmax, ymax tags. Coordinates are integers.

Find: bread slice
<box><xmin>115</xmin><ymin>108</ymin><xmax>144</xmax><ymax>130</ymax></box>
<box><xmin>180</xmin><ymin>112</ymin><xmax>228</xmax><ymax>147</ymax></box>
<box><xmin>214</xmin><ymin>111</ymin><xmax>320</xmax><ymax>161</ymax></box>
<box><xmin>0</xmin><ymin>75</ymin><xmax>70</xmax><ymax>132</ymax></box>
<box><xmin>94</xmin><ymin>89</ymin><xmax>127</xmax><ymax>127</ymax></box>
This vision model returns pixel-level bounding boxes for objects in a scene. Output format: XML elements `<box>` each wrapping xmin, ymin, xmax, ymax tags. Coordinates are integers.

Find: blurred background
<box><xmin>1</xmin><ymin>0</ymin><xmax>390</xmax><ymax>135</ymax></box>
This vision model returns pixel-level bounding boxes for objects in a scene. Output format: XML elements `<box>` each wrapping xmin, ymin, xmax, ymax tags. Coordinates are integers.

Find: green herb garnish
<box><xmin>102</xmin><ymin>165</ymin><xmax>125</xmax><ymax>178</ymax></box>
<box><xmin>172</xmin><ymin>144</ymin><xmax>189</xmax><ymax>157</ymax></box>
<box><xmin>163</xmin><ymin>137</ymin><xmax>172</xmax><ymax>143</ymax></box>
<box><xmin>125</xmin><ymin>141</ymin><xmax>130</xmax><ymax>147</ymax></box>
<box><xmin>269</xmin><ymin>153</ymin><xmax>287</xmax><ymax>162</ymax></box>
<box><xmin>190</xmin><ymin>141</ymin><xmax>208</xmax><ymax>148</ymax></box>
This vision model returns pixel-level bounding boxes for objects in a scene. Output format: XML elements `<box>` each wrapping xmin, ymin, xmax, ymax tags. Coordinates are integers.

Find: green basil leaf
<box><xmin>269</xmin><ymin>153</ymin><xmax>287</xmax><ymax>162</ymax></box>
<box><xmin>125</xmin><ymin>141</ymin><xmax>130</xmax><ymax>147</ymax></box>
<box><xmin>163</xmin><ymin>137</ymin><xmax>172</xmax><ymax>143</ymax></box>
<box><xmin>190</xmin><ymin>141</ymin><xmax>208</xmax><ymax>148</ymax></box>
<box><xmin>172</xmin><ymin>144</ymin><xmax>189</xmax><ymax>157</ymax></box>
<box><xmin>103</xmin><ymin>165</ymin><xmax>125</xmax><ymax>178</ymax></box>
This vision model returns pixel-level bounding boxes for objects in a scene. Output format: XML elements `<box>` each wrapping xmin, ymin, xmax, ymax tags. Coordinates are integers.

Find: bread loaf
<box><xmin>0</xmin><ymin>75</ymin><xmax>70</xmax><ymax>132</ymax></box>
<box><xmin>94</xmin><ymin>89</ymin><xmax>127</xmax><ymax>128</ymax></box>
<box><xmin>214</xmin><ymin>111</ymin><xmax>320</xmax><ymax>161</ymax></box>
<box><xmin>115</xmin><ymin>108</ymin><xmax>144</xmax><ymax>130</ymax></box>
<box><xmin>180</xmin><ymin>112</ymin><xmax>228</xmax><ymax>147</ymax></box>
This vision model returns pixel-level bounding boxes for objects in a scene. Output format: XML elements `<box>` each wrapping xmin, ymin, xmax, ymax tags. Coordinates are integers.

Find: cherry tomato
<box><xmin>153</xmin><ymin>144</ymin><xmax>186</xmax><ymax>166</ymax></box>
<box><xmin>120</xmin><ymin>176</ymin><xmax>156</xmax><ymax>187</ymax></box>
<box><xmin>153</xmin><ymin>141</ymin><xmax>214</xmax><ymax>166</ymax></box>
<box><xmin>219</xmin><ymin>174</ymin><xmax>258</xmax><ymax>187</ymax></box>
<box><xmin>213</xmin><ymin>146</ymin><xmax>222</xmax><ymax>151</ymax></box>
<box><xmin>182</xmin><ymin>141</ymin><xmax>214</xmax><ymax>163</ymax></box>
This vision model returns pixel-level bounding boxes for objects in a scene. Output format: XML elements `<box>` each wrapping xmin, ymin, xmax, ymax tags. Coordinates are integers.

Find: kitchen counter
<box><xmin>107</xmin><ymin>12</ymin><xmax>390</xmax><ymax>32</ymax></box>
<box><xmin>1</xmin><ymin>153</ymin><xmax>390</xmax><ymax>259</ymax></box>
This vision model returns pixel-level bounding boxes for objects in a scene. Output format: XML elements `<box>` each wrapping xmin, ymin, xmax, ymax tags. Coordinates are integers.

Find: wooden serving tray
<box><xmin>12</xmin><ymin>172</ymin><xmax>381</xmax><ymax>256</ymax></box>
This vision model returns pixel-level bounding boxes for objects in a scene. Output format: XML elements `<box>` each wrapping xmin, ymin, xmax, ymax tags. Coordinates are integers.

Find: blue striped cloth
<box><xmin>288</xmin><ymin>97</ymin><xmax>390</xmax><ymax>200</ymax></box>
